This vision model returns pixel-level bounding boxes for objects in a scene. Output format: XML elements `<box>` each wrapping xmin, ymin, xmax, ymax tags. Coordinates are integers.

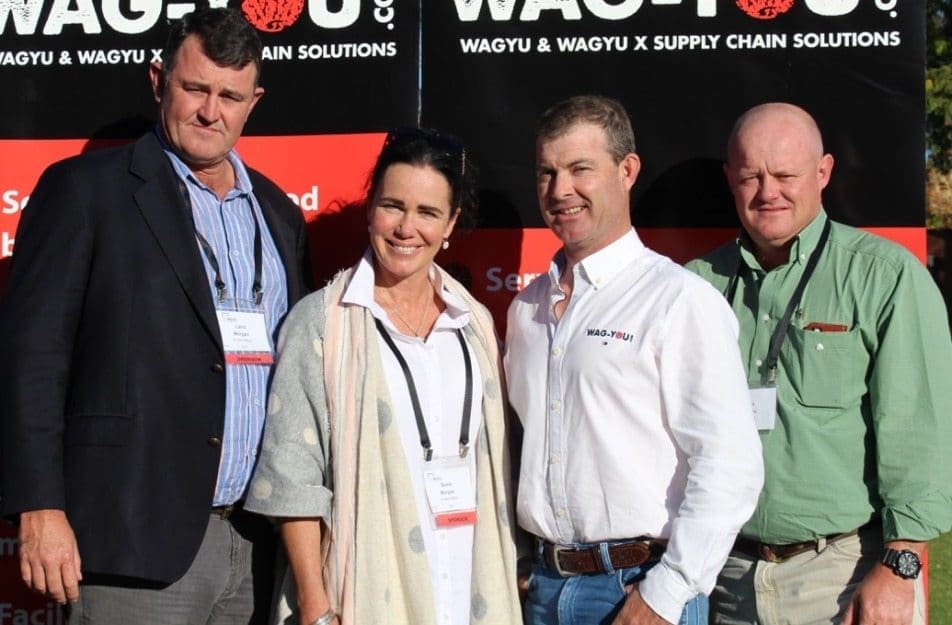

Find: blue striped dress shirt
<box><xmin>162</xmin><ymin>135</ymin><xmax>289</xmax><ymax>506</ymax></box>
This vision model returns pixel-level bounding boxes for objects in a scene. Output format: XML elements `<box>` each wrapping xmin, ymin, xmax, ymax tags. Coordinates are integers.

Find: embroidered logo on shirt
<box><xmin>586</xmin><ymin>328</ymin><xmax>635</xmax><ymax>343</ymax></box>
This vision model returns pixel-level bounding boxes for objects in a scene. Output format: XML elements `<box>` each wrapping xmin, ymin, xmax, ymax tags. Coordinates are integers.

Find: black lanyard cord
<box><xmin>179</xmin><ymin>180</ymin><xmax>264</xmax><ymax>304</ymax></box>
<box><xmin>728</xmin><ymin>219</ymin><xmax>832</xmax><ymax>385</ymax></box>
<box><xmin>374</xmin><ymin>318</ymin><xmax>474</xmax><ymax>461</ymax></box>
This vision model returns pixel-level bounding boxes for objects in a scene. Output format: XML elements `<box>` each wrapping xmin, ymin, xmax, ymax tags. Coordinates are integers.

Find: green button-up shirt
<box><xmin>687</xmin><ymin>210</ymin><xmax>952</xmax><ymax>544</ymax></box>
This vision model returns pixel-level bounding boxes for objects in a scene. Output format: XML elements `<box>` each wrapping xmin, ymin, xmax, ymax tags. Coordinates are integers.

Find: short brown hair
<box><xmin>536</xmin><ymin>95</ymin><xmax>636</xmax><ymax>163</ymax></box>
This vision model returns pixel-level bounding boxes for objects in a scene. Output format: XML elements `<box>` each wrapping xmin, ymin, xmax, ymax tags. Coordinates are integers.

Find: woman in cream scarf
<box><xmin>245</xmin><ymin>128</ymin><xmax>522</xmax><ymax>625</ymax></box>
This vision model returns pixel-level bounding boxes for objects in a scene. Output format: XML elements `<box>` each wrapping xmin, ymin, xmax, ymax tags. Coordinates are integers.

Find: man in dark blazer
<box><xmin>0</xmin><ymin>7</ymin><xmax>310</xmax><ymax>624</ymax></box>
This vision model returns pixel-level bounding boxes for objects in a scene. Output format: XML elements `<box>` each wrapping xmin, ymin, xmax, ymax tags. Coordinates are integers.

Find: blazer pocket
<box><xmin>65</xmin><ymin>414</ymin><xmax>132</xmax><ymax>447</ymax></box>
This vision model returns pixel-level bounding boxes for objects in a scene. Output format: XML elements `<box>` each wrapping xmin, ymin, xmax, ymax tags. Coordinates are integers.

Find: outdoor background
<box><xmin>919</xmin><ymin>3</ymin><xmax>950</xmax><ymax>621</ymax></box>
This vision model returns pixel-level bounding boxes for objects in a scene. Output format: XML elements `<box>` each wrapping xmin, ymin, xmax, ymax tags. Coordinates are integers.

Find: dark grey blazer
<box><xmin>0</xmin><ymin>131</ymin><xmax>311</xmax><ymax>584</ymax></box>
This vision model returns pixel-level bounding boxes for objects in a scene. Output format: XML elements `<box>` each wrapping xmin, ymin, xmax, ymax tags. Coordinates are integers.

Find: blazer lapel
<box><xmin>130</xmin><ymin>134</ymin><xmax>223</xmax><ymax>352</ymax></box>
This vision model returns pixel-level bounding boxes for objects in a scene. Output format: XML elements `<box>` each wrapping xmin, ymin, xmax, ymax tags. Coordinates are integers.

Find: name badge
<box><xmin>749</xmin><ymin>385</ymin><xmax>777</xmax><ymax>431</ymax></box>
<box><xmin>423</xmin><ymin>456</ymin><xmax>477</xmax><ymax>528</ymax></box>
<box><xmin>216</xmin><ymin>309</ymin><xmax>274</xmax><ymax>365</ymax></box>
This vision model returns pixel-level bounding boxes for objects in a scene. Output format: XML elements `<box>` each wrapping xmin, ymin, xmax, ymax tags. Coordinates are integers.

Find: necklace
<box><xmin>379</xmin><ymin>283</ymin><xmax>431</xmax><ymax>337</ymax></box>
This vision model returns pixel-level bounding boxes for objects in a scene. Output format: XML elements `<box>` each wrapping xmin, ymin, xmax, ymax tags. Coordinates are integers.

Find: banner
<box><xmin>0</xmin><ymin>1</ymin><xmax>418</xmax><ymax>137</ymax></box>
<box><xmin>421</xmin><ymin>0</ymin><xmax>924</xmax><ymax>232</ymax></box>
<box><xmin>0</xmin><ymin>0</ymin><xmax>420</xmax><ymax>279</ymax></box>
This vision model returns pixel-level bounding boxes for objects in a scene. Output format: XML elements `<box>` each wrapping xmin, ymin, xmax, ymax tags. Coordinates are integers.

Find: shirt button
<box><xmin>762</xmin><ymin>314</ymin><xmax>770</xmax><ymax>322</ymax></box>
<box><xmin>552</xmin><ymin>347</ymin><xmax>563</xmax><ymax>357</ymax></box>
<box><xmin>556</xmin><ymin>508</ymin><xmax>566</xmax><ymax>519</ymax></box>
<box><xmin>550</xmin><ymin>454</ymin><xmax>560</xmax><ymax>464</ymax></box>
<box><xmin>816</xmin><ymin>343</ymin><xmax>824</xmax><ymax>351</ymax></box>
<box><xmin>550</xmin><ymin>401</ymin><xmax>561</xmax><ymax>411</ymax></box>
<box><xmin>755</xmin><ymin>359</ymin><xmax>763</xmax><ymax>367</ymax></box>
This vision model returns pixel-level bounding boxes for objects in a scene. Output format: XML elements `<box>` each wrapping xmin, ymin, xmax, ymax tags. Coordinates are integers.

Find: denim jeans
<box><xmin>524</xmin><ymin>555</ymin><xmax>708</xmax><ymax>625</ymax></box>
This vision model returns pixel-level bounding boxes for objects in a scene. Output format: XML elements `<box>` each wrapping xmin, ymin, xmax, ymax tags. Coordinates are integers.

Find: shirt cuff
<box><xmin>881</xmin><ymin>500</ymin><xmax>951</xmax><ymax>542</ymax></box>
<box><xmin>640</xmin><ymin>560</ymin><xmax>694</xmax><ymax>625</ymax></box>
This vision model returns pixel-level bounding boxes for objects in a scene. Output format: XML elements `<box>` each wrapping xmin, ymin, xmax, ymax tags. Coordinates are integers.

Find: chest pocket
<box><xmin>785</xmin><ymin>325</ymin><xmax>868</xmax><ymax>410</ymax></box>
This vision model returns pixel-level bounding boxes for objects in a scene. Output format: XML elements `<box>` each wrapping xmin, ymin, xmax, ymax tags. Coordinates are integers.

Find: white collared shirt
<box><xmin>344</xmin><ymin>252</ymin><xmax>483</xmax><ymax>625</ymax></box>
<box><xmin>505</xmin><ymin>229</ymin><xmax>763</xmax><ymax>623</ymax></box>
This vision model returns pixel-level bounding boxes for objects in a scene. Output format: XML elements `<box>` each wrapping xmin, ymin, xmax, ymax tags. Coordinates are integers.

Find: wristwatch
<box><xmin>881</xmin><ymin>548</ymin><xmax>922</xmax><ymax>579</ymax></box>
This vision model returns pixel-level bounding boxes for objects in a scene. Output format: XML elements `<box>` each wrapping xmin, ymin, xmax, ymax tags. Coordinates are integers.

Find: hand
<box><xmin>841</xmin><ymin>562</ymin><xmax>915</xmax><ymax>625</ymax></box>
<box><xmin>18</xmin><ymin>509</ymin><xmax>83</xmax><ymax>604</ymax></box>
<box><xmin>517</xmin><ymin>556</ymin><xmax>533</xmax><ymax>603</ymax></box>
<box><xmin>612</xmin><ymin>583</ymin><xmax>673</xmax><ymax>625</ymax></box>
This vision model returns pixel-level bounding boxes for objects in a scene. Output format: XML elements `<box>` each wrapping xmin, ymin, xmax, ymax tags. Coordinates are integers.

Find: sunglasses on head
<box><xmin>383</xmin><ymin>126</ymin><xmax>467</xmax><ymax>176</ymax></box>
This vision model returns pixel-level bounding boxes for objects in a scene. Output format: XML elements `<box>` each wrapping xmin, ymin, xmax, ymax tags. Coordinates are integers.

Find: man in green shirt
<box><xmin>687</xmin><ymin>102</ymin><xmax>952</xmax><ymax>625</ymax></box>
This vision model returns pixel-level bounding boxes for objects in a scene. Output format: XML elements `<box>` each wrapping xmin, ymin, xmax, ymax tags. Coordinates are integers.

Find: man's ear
<box><xmin>817</xmin><ymin>153</ymin><xmax>834</xmax><ymax>191</ymax></box>
<box><xmin>149</xmin><ymin>62</ymin><xmax>164</xmax><ymax>103</ymax></box>
<box><xmin>619</xmin><ymin>153</ymin><xmax>641</xmax><ymax>192</ymax></box>
<box><xmin>246</xmin><ymin>86</ymin><xmax>265</xmax><ymax>119</ymax></box>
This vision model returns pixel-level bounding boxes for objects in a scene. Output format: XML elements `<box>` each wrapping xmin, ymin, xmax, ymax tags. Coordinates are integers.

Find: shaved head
<box><xmin>727</xmin><ymin>103</ymin><xmax>825</xmax><ymax>165</ymax></box>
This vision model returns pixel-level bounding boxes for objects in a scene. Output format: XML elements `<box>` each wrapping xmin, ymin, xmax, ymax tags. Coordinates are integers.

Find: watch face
<box><xmin>896</xmin><ymin>551</ymin><xmax>921</xmax><ymax>578</ymax></box>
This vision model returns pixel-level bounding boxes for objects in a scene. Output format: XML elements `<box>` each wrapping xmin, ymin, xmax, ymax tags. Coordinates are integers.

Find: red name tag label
<box><xmin>225</xmin><ymin>352</ymin><xmax>274</xmax><ymax>365</ymax></box>
<box><xmin>435</xmin><ymin>510</ymin><xmax>477</xmax><ymax>528</ymax></box>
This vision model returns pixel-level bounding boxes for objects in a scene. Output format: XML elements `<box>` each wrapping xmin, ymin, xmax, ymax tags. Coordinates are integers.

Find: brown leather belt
<box><xmin>541</xmin><ymin>537</ymin><xmax>667</xmax><ymax>577</ymax></box>
<box><xmin>732</xmin><ymin>520</ymin><xmax>877</xmax><ymax>563</ymax></box>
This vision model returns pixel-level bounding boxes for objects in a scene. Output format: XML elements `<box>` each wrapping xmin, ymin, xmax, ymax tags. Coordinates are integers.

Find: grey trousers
<box><xmin>67</xmin><ymin>511</ymin><xmax>276</xmax><ymax>625</ymax></box>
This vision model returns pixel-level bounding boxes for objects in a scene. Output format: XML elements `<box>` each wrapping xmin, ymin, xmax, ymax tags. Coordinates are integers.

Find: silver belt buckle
<box><xmin>550</xmin><ymin>544</ymin><xmax>581</xmax><ymax>577</ymax></box>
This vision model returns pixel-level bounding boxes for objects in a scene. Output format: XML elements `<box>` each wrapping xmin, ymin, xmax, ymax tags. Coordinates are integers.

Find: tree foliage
<box><xmin>927</xmin><ymin>0</ymin><xmax>952</xmax><ymax>171</ymax></box>
<box><xmin>927</xmin><ymin>0</ymin><xmax>952</xmax><ymax>227</ymax></box>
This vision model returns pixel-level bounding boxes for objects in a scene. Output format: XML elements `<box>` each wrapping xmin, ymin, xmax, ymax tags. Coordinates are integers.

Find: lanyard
<box><xmin>374</xmin><ymin>318</ymin><xmax>474</xmax><ymax>461</ymax></box>
<box><xmin>727</xmin><ymin>219</ymin><xmax>832</xmax><ymax>385</ymax></box>
<box><xmin>178</xmin><ymin>180</ymin><xmax>264</xmax><ymax>305</ymax></box>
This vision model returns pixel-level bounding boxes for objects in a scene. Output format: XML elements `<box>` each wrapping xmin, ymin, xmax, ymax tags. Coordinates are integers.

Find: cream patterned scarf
<box><xmin>319</xmin><ymin>263</ymin><xmax>522</xmax><ymax>625</ymax></box>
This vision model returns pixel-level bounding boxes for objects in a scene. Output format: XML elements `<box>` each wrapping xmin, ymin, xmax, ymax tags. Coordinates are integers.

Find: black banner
<box><xmin>421</xmin><ymin>0</ymin><xmax>924</xmax><ymax>228</ymax></box>
<box><xmin>0</xmin><ymin>0</ymin><xmax>419</xmax><ymax>138</ymax></box>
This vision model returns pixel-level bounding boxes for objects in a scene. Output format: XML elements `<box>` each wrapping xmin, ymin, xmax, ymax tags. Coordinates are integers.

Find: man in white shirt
<box><xmin>505</xmin><ymin>94</ymin><xmax>764</xmax><ymax>625</ymax></box>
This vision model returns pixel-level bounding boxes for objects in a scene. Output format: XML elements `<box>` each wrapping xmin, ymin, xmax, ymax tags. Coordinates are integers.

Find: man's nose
<box><xmin>197</xmin><ymin>95</ymin><xmax>220</xmax><ymax>123</ymax></box>
<box><xmin>550</xmin><ymin>171</ymin><xmax>573</xmax><ymax>198</ymax></box>
<box><xmin>757</xmin><ymin>176</ymin><xmax>779</xmax><ymax>201</ymax></box>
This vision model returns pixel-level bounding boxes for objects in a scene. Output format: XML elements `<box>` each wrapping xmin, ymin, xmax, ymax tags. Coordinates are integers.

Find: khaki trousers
<box><xmin>712</xmin><ymin>526</ymin><xmax>926</xmax><ymax>625</ymax></box>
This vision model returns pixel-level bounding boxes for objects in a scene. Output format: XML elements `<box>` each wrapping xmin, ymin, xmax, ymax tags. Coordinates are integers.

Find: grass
<box><xmin>930</xmin><ymin>532</ymin><xmax>952</xmax><ymax>625</ymax></box>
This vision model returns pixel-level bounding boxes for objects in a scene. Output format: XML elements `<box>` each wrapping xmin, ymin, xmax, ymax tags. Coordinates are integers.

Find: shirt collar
<box><xmin>547</xmin><ymin>228</ymin><xmax>644</xmax><ymax>291</ymax></box>
<box><xmin>343</xmin><ymin>249</ymin><xmax>471</xmax><ymax>328</ymax></box>
<box><xmin>156</xmin><ymin>127</ymin><xmax>253</xmax><ymax>197</ymax></box>
<box><xmin>737</xmin><ymin>208</ymin><xmax>828</xmax><ymax>271</ymax></box>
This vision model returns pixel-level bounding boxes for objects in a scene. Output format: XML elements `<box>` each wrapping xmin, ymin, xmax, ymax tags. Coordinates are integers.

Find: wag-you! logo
<box><xmin>0</xmin><ymin>0</ymin><xmax>396</xmax><ymax>35</ymax></box>
<box><xmin>451</xmin><ymin>0</ymin><xmax>899</xmax><ymax>20</ymax></box>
